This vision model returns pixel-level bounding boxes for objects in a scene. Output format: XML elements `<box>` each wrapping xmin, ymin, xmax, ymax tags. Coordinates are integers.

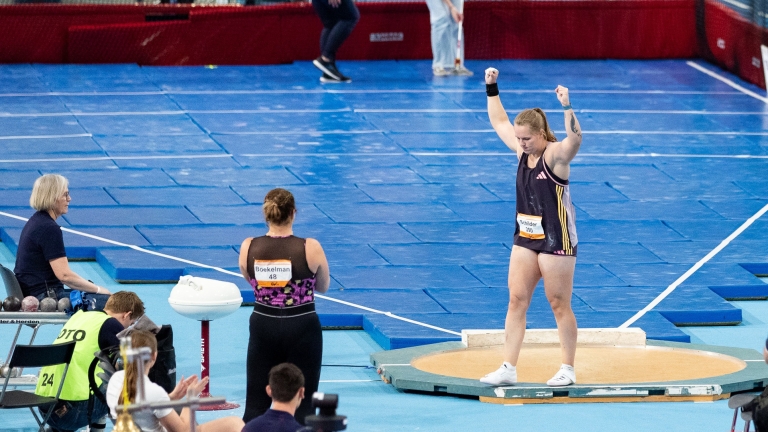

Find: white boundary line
<box><xmin>619</xmin><ymin>202</ymin><xmax>768</xmax><ymax>328</ymax></box>
<box><xmin>0</xmin><ymin>210</ymin><xmax>460</xmax><ymax>336</ymax></box>
<box><xmin>0</xmin><ymin>133</ymin><xmax>93</xmax><ymax>140</ymax></box>
<box><xmin>686</xmin><ymin>61</ymin><xmax>768</xmax><ymax>104</ymax></box>
<box><xmin>0</xmin><ymin>154</ymin><xmax>234</xmax><ymax>163</ymax></box>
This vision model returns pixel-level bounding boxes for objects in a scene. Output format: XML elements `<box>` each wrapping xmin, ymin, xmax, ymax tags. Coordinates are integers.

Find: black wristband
<box><xmin>486</xmin><ymin>83</ymin><xmax>499</xmax><ymax>97</ymax></box>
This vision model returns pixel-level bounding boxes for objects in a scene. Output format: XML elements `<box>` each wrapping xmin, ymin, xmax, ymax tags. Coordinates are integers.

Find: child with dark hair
<box><xmin>243</xmin><ymin>363</ymin><xmax>306</xmax><ymax>432</ymax></box>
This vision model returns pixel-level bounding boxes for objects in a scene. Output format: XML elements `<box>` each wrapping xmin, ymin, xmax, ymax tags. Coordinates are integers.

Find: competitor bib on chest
<box><xmin>254</xmin><ymin>260</ymin><xmax>293</xmax><ymax>287</ymax></box>
<box><xmin>517</xmin><ymin>213</ymin><xmax>545</xmax><ymax>240</ymax></box>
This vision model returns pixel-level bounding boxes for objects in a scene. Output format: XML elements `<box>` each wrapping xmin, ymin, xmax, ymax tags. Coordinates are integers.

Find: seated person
<box><xmin>14</xmin><ymin>174</ymin><xmax>111</xmax><ymax>303</ymax></box>
<box><xmin>243</xmin><ymin>363</ymin><xmax>306</xmax><ymax>432</ymax></box>
<box><xmin>106</xmin><ymin>330</ymin><xmax>244</xmax><ymax>432</ymax></box>
<box><xmin>36</xmin><ymin>291</ymin><xmax>145</xmax><ymax>432</ymax></box>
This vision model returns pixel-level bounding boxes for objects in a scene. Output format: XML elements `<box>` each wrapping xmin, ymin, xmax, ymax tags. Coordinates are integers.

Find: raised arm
<box><xmin>485</xmin><ymin>68</ymin><xmax>519</xmax><ymax>154</ymax></box>
<box><xmin>552</xmin><ymin>85</ymin><xmax>582</xmax><ymax>164</ymax></box>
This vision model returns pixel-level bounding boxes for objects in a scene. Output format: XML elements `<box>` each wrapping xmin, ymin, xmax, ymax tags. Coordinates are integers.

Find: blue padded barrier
<box><xmin>62</xmin><ymin>206</ymin><xmax>201</xmax><ymax>227</ymax></box>
<box><xmin>400</xmin><ymin>222</ymin><xmax>517</xmax><ymax>243</ymax></box>
<box><xmin>740</xmin><ymin>263</ymin><xmax>768</xmax><ymax>276</ymax></box>
<box><xmin>75</xmin><ymin>114</ymin><xmax>204</xmax><ymax>136</ymax></box>
<box><xmin>464</xmin><ymin>264</ymin><xmax>628</xmax><ymax>287</ymax></box>
<box><xmin>93</xmin><ymin>135</ymin><xmax>225</xmax><ymax>157</ymax></box>
<box><xmin>164</xmin><ymin>167</ymin><xmax>302</xmax><ymax>187</ymax></box>
<box><xmin>370</xmin><ymin>243</ymin><xmax>510</xmax><ymax>266</ymax></box>
<box><xmin>233</xmin><ymin>185</ymin><xmax>374</xmax><ymax>205</ymax></box>
<box><xmin>107</xmin><ymin>186</ymin><xmax>247</xmax><ymax>206</ymax></box>
<box><xmin>573</xmin><ymin>285</ymin><xmax>741</xmax><ymax>325</ymax></box>
<box><xmin>701</xmin><ymin>199</ymin><xmax>768</xmax><ymax>219</ymax></box>
<box><xmin>187</xmin><ymin>204</ymin><xmax>331</xmax><ymax>225</ymax></box>
<box><xmin>332</xmin><ymin>265</ymin><xmax>483</xmax><ymax>289</ymax></box>
<box><xmin>356</xmin><ymin>183</ymin><xmax>501</xmax><ymax>203</ymax></box>
<box><xmin>710</xmin><ymin>284</ymin><xmax>768</xmax><ymax>300</ymax></box>
<box><xmin>57</xmin><ymin>169</ymin><xmax>176</xmax><ymax>188</ymax></box>
<box><xmin>315</xmin><ymin>202</ymin><xmax>462</xmax><ymax>223</ymax></box>
<box><xmin>211</xmin><ymin>132</ymin><xmax>403</xmax><ymax>155</ymax></box>
<box><xmin>96</xmin><ymin>246</ymin><xmax>239</xmax><ymax>281</ymax></box>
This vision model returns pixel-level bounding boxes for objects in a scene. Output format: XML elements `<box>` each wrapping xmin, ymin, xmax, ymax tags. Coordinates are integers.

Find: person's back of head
<box><xmin>269</xmin><ymin>363</ymin><xmax>304</xmax><ymax>403</ymax></box>
<box><xmin>123</xmin><ymin>329</ymin><xmax>158</xmax><ymax>403</ymax></box>
<box><xmin>104</xmin><ymin>291</ymin><xmax>145</xmax><ymax>318</ymax></box>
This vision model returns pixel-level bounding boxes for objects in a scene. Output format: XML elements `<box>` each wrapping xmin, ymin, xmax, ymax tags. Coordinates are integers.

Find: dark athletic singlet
<box><xmin>514</xmin><ymin>151</ymin><xmax>578</xmax><ymax>256</ymax></box>
<box><xmin>246</xmin><ymin>235</ymin><xmax>316</xmax><ymax>308</ymax></box>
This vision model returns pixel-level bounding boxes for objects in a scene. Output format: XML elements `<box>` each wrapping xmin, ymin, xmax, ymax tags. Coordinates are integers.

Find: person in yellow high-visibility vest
<box><xmin>36</xmin><ymin>291</ymin><xmax>145</xmax><ymax>432</ymax></box>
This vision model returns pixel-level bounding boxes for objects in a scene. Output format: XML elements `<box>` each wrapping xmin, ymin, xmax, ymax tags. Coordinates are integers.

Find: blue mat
<box><xmin>356</xmin><ymin>183</ymin><xmax>501</xmax><ymax>203</ymax></box>
<box><xmin>333</xmin><ymin>265</ymin><xmax>483</xmax><ymax>289</ymax></box>
<box><xmin>233</xmin><ymin>185</ymin><xmax>374</xmax><ymax>205</ymax></box>
<box><xmin>370</xmin><ymin>243</ymin><xmax>510</xmax><ymax>266</ymax></box>
<box><xmin>63</xmin><ymin>206</ymin><xmax>201</xmax><ymax>226</ymax></box>
<box><xmin>108</xmin><ymin>186</ymin><xmax>247</xmax><ymax>206</ymax></box>
<box><xmin>93</xmin><ymin>135</ymin><xmax>225</xmax><ymax>156</ymax></box>
<box><xmin>2</xmin><ymin>226</ymin><xmax>150</xmax><ymax>259</ymax></box>
<box><xmin>187</xmin><ymin>204</ymin><xmax>332</xmax><ymax>225</ymax></box>
<box><xmin>0</xmin><ymin>188</ymin><xmax>117</xmax><ymax>207</ymax></box>
<box><xmin>213</xmin><ymin>132</ymin><xmax>403</xmax><ymax>155</ymax></box>
<box><xmin>97</xmin><ymin>246</ymin><xmax>239</xmax><ymax>281</ymax></box>
<box><xmin>57</xmin><ymin>169</ymin><xmax>176</xmax><ymax>188</ymax></box>
<box><xmin>464</xmin><ymin>264</ymin><xmax>628</xmax><ymax>287</ymax></box>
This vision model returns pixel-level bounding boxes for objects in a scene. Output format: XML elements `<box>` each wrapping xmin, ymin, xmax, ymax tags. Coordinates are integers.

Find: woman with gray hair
<box><xmin>14</xmin><ymin>174</ymin><xmax>111</xmax><ymax>303</ymax></box>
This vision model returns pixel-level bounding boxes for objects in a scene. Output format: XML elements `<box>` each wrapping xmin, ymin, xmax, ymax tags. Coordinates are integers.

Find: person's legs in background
<box><xmin>312</xmin><ymin>0</ymin><xmax>359</xmax><ymax>82</ymax></box>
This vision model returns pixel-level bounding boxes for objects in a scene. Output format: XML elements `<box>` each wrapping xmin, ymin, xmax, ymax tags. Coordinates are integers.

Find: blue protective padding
<box><xmin>0</xmin><ymin>188</ymin><xmax>116</xmax><ymax>207</ymax></box>
<box><xmin>318</xmin><ymin>289</ymin><xmax>448</xmax><ymax>317</ymax></box>
<box><xmin>734</xmin><ymin>180</ymin><xmax>768</xmax><ymax>200</ymax></box>
<box><xmin>164</xmin><ymin>167</ymin><xmax>302</xmax><ymax>186</ymax></box>
<box><xmin>107</xmin><ymin>186</ymin><xmax>246</xmax><ymax>206</ymax></box>
<box><xmin>483</xmin><ymin>181</ymin><xmax>630</xmax><ymax>202</ymax></box>
<box><xmin>56</xmin><ymin>169</ymin><xmax>175</xmax><ymax>188</ymax></box>
<box><xmin>321</xmin><ymin>244</ymin><xmax>390</xmax><ymax>266</ymax></box>
<box><xmin>587</xmin><ymin>112</ymin><xmax>727</xmax><ymax>132</ymax></box>
<box><xmin>136</xmin><ymin>224</ymin><xmax>263</xmax><ymax>247</ymax></box>
<box><xmin>62</xmin><ymin>206</ymin><xmax>201</xmax><ymax>226</ymax></box>
<box><xmin>356</xmin><ymin>183</ymin><xmax>501</xmax><ymax>203</ymax></box>
<box><xmin>568</xmin><ymin>164</ymin><xmax>671</xmax><ymax>184</ymax></box>
<box><xmin>93</xmin><ymin>135</ymin><xmax>226</xmax><ymax>156</ymax></box>
<box><xmin>386</xmin><ymin>131</ymin><xmax>502</xmax><ymax>151</ymax></box>
<box><xmin>576</xmin><ymin>220</ymin><xmax>686</xmax><ymax>242</ymax></box>
<box><xmin>653</xmin><ymin>159</ymin><xmax>768</xmax><ymax>181</ymax></box>
<box><xmin>710</xmin><ymin>284</ymin><xmax>768</xmax><ymax>299</ymax></box>
<box><xmin>577</xmin><ymin>200</ymin><xmax>723</xmax><ymax>220</ymax></box>
<box><xmin>706</xmin><ymin>115</ymin><xmax>768</xmax><ymax>133</ymax></box>
<box><xmin>463</xmin><ymin>264</ymin><xmax>628</xmax><ymax>287</ymax></box>
<box><xmin>96</xmin><ymin>246</ymin><xmax>238</xmax><ymax>281</ymax></box>
<box><xmin>59</xmin><ymin>94</ymin><xmax>181</xmax><ymax>113</ymax></box>
<box><xmin>0</xmin><ymin>116</ymin><xmax>87</xmax><ymax>138</ymax></box>
<box><xmin>680</xmin><ymin>93</ymin><xmax>767</xmax><ymax>111</ymax></box>
<box><xmin>573</xmin><ymin>242</ymin><xmax>663</xmax><ymax>264</ymax></box>
<box><xmin>332</xmin><ymin>265</ymin><xmax>483</xmax><ymax>289</ymax></box>
<box><xmin>292</xmin><ymin>224</ymin><xmax>419</xmax><ymax>244</ymax></box>
<box><xmin>424</xmin><ymin>287</ymin><xmax>593</xmax><ymax>314</ymax></box>
<box><xmin>336</xmin><ymin>91</ymin><xmax>461</xmax><ymax>110</ymax></box>
<box><xmin>75</xmin><ymin>114</ymin><xmax>204</xmax><ymax>136</ymax></box>
<box><xmin>602</xmin><ymin>262</ymin><xmax>761</xmax><ymax>287</ymax></box>
<box><xmin>233</xmin><ymin>185</ymin><xmax>373</xmax><ymax>205</ymax></box>
<box><xmin>663</xmin><ymin>220</ymin><xmax>765</xmax><ymax>241</ymax></box>
<box><xmin>189</xmin><ymin>112</ymin><xmax>375</xmax><ymax>134</ymax></box>
<box><xmin>370</xmin><ymin>243</ymin><xmax>510</xmax><ymax>266</ymax></box>
<box><xmin>315</xmin><ymin>202</ymin><xmax>462</xmax><ymax>223</ymax></box>
<box><xmin>112</xmin><ymin>155</ymin><xmax>241</xmax><ymax>170</ymax></box>
<box><xmin>740</xmin><ymin>263</ymin><xmax>768</xmax><ymax>276</ymax></box>
<box><xmin>170</xmin><ymin>92</ymin><xmax>347</xmax><ymax>111</ymax></box>
<box><xmin>212</xmin><ymin>132</ymin><xmax>403</xmax><ymax>156</ymax></box>
<box><xmin>33</xmin><ymin>64</ymin><xmax>159</xmax><ymax>92</ymax></box>
<box><xmin>400</xmin><ymin>222</ymin><xmax>517</xmax><ymax>243</ymax></box>
<box><xmin>0</xmin><ymin>170</ymin><xmax>44</xmax><ymax>189</ymax></box>
<box><xmin>573</xmin><ymin>285</ymin><xmax>741</xmax><ymax>324</ymax></box>
<box><xmin>701</xmin><ymin>199</ymin><xmax>768</xmax><ymax>219</ymax></box>
<box><xmin>642</xmin><ymin>144</ymin><xmax>768</xmax><ymax>156</ymax></box>
<box><xmin>0</xmin><ymin>137</ymin><xmax>105</xmax><ymax>158</ymax></box>
<box><xmin>3</xmin><ymin>226</ymin><xmax>151</xmax><ymax>259</ymax></box>
<box><xmin>408</xmin><ymin>164</ymin><xmax>517</xmax><ymax>184</ymax></box>
<box><xmin>179</xmin><ymin>266</ymin><xmax>254</xmax><ymax>303</ymax></box>
<box><xmin>639</xmin><ymin>240</ymin><xmax>768</xmax><ymax>264</ymax></box>
<box><xmin>611</xmin><ymin>179</ymin><xmax>757</xmax><ymax>201</ymax></box>
<box><xmin>290</xmin><ymin>165</ymin><xmax>426</xmax><ymax>185</ymax></box>
<box><xmin>187</xmin><ymin>204</ymin><xmax>331</xmax><ymax>225</ymax></box>
<box><xmin>361</xmin><ymin>112</ymin><xmax>490</xmax><ymax>133</ymax></box>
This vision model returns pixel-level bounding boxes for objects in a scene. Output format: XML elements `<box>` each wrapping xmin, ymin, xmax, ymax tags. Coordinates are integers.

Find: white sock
<box><xmin>502</xmin><ymin>362</ymin><xmax>515</xmax><ymax>370</ymax></box>
<box><xmin>561</xmin><ymin>364</ymin><xmax>574</xmax><ymax>372</ymax></box>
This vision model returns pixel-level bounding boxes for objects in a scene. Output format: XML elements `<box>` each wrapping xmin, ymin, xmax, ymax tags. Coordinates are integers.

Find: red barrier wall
<box><xmin>0</xmin><ymin>0</ymin><xmax>698</xmax><ymax>65</ymax></box>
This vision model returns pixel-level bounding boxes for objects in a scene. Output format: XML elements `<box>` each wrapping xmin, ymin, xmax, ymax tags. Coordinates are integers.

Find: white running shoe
<box><xmin>546</xmin><ymin>365</ymin><xmax>576</xmax><ymax>387</ymax></box>
<box><xmin>480</xmin><ymin>363</ymin><xmax>517</xmax><ymax>385</ymax></box>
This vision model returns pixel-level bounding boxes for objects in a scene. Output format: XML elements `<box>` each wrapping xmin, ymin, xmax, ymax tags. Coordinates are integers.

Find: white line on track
<box><xmin>0</xmin><ymin>210</ymin><xmax>461</xmax><ymax>336</ymax></box>
<box><xmin>0</xmin><ymin>154</ymin><xmax>234</xmax><ymax>163</ymax></box>
<box><xmin>687</xmin><ymin>61</ymin><xmax>768</xmax><ymax>104</ymax></box>
<box><xmin>0</xmin><ymin>133</ymin><xmax>93</xmax><ymax>140</ymax></box>
<box><xmin>619</xmin><ymin>202</ymin><xmax>768</xmax><ymax>329</ymax></box>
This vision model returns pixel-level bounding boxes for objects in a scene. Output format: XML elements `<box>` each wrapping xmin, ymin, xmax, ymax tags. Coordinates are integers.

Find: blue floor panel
<box><xmin>464</xmin><ymin>264</ymin><xmax>628</xmax><ymax>287</ymax></box>
<box><xmin>108</xmin><ymin>186</ymin><xmax>247</xmax><ymax>206</ymax></box>
<box><xmin>164</xmin><ymin>167</ymin><xmax>302</xmax><ymax>186</ymax></box>
<box><xmin>232</xmin><ymin>185</ymin><xmax>374</xmax><ymax>205</ymax></box>
<box><xmin>611</xmin><ymin>179</ymin><xmax>757</xmax><ymax>201</ymax></box>
<box><xmin>187</xmin><ymin>204</ymin><xmax>332</xmax><ymax>225</ymax></box>
<box><xmin>0</xmin><ymin>136</ymin><xmax>105</xmax><ymax>158</ymax></box>
<box><xmin>574</xmin><ymin>242</ymin><xmax>663</xmax><ymax>264</ymax></box>
<box><xmin>333</xmin><ymin>265</ymin><xmax>483</xmax><ymax>289</ymax></box>
<box><xmin>400</xmin><ymin>222</ymin><xmax>517</xmax><ymax>243</ymax></box>
<box><xmin>701</xmin><ymin>199</ymin><xmax>768</xmax><ymax>219</ymax></box>
<box><xmin>0</xmin><ymin>187</ymin><xmax>117</xmax><ymax>207</ymax></box>
<box><xmin>62</xmin><ymin>206</ymin><xmax>201</xmax><ymax>226</ymax></box>
<box><xmin>577</xmin><ymin>200</ymin><xmax>723</xmax><ymax>220</ymax></box>
<box><xmin>136</xmin><ymin>224</ymin><xmax>262</xmax><ymax>247</ymax></box>
<box><xmin>93</xmin><ymin>135</ymin><xmax>225</xmax><ymax>156</ymax></box>
<box><xmin>0</xmin><ymin>116</ymin><xmax>87</xmax><ymax>137</ymax></box>
<box><xmin>576</xmin><ymin>220</ymin><xmax>687</xmax><ymax>242</ymax></box>
<box><xmin>603</xmin><ymin>262</ymin><xmax>762</xmax><ymax>286</ymax></box>
<box><xmin>387</xmin><ymin>131</ymin><xmax>502</xmax><ymax>152</ymax></box>
<box><xmin>213</xmin><ymin>132</ymin><xmax>404</xmax><ymax>155</ymax></box>
<box><xmin>425</xmin><ymin>287</ymin><xmax>593</xmax><ymax>315</ymax></box>
<box><xmin>316</xmin><ymin>202</ymin><xmax>462</xmax><ymax>223</ymax></box>
<box><xmin>370</xmin><ymin>243</ymin><xmax>510</xmax><ymax>266</ymax></box>
<box><xmin>191</xmin><ymin>112</ymin><xmax>376</xmax><ymax>134</ymax></box>
<box><xmin>57</xmin><ymin>169</ymin><xmax>176</xmax><ymax>188</ymax></box>
<box><xmin>97</xmin><ymin>246</ymin><xmax>239</xmax><ymax>281</ymax></box>
<box><xmin>76</xmin><ymin>114</ymin><xmax>205</xmax><ymax>136</ymax></box>
<box><xmin>2</xmin><ymin>226</ymin><xmax>150</xmax><ymax>259</ymax></box>
<box><xmin>356</xmin><ymin>183</ymin><xmax>501</xmax><ymax>203</ymax></box>
<box><xmin>60</xmin><ymin>94</ymin><xmax>181</xmax><ymax>113</ymax></box>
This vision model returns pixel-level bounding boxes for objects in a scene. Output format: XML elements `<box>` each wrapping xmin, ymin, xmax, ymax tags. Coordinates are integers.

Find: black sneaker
<box><xmin>320</xmin><ymin>72</ymin><xmax>351</xmax><ymax>83</ymax></box>
<box><xmin>313</xmin><ymin>57</ymin><xmax>351</xmax><ymax>82</ymax></box>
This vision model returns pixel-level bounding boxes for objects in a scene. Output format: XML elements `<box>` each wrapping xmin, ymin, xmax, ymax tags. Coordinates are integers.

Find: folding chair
<box><xmin>729</xmin><ymin>393</ymin><xmax>760</xmax><ymax>432</ymax></box>
<box><xmin>0</xmin><ymin>341</ymin><xmax>77</xmax><ymax>432</ymax></box>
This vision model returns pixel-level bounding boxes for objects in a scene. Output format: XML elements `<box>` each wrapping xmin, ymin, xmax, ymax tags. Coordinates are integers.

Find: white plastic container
<box><xmin>168</xmin><ymin>275</ymin><xmax>243</xmax><ymax>321</ymax></box>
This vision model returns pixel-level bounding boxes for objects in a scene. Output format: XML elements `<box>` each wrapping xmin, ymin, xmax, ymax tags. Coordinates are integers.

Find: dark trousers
<box><xmin>242</xmin><ymin>311</ymin><xmax>323</xmax><ymax>425</ymax></box>
<box><xmin>311</xmin><ymin>0</ymin><xmax>360</xmax><ymax>61</ymax></box>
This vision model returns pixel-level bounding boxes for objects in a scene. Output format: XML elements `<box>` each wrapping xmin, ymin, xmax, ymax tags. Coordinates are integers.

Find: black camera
<box><xmin>303</xmin><ymin>392</ymin><xmax>347</xmax><ymax>432</ymax></box>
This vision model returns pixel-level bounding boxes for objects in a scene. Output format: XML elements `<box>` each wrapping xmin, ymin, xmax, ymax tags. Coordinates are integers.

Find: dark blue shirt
<box><xmin>14</xmin><ymin>211</ymin><xmax>66</xmax><ymax>298</ymax></box>
<box><xmin>243</xmin><ymin>409</ymin><xmax>303</xmax><ymax>432</ymax></box>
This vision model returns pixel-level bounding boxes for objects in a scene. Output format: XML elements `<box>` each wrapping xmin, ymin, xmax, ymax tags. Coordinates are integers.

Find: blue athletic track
<box><xmin>1</xmin><ymin>59</ymin><xmax>768</xmax><ymax>431</ymax></box>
